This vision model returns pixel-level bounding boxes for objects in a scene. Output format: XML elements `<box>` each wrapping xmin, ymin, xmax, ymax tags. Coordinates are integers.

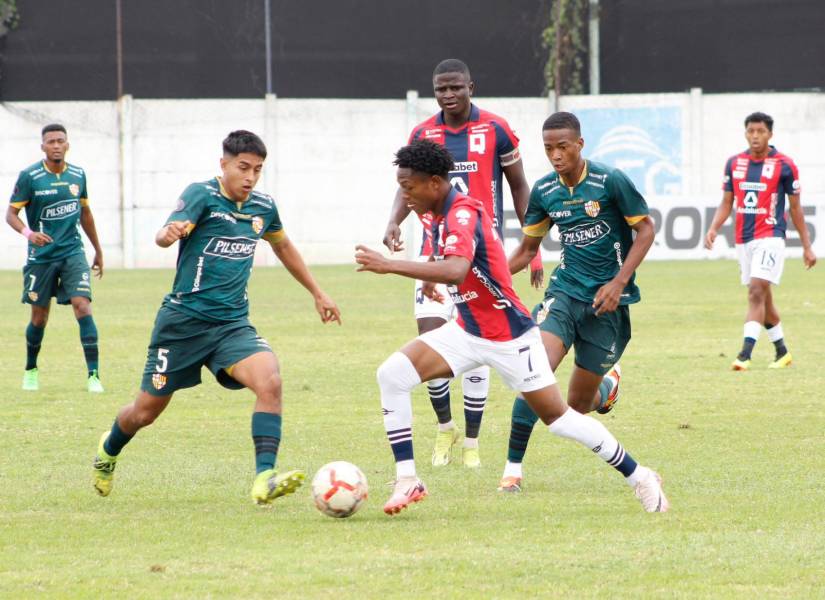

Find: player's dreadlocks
<box><xmin>433</xmin><ymin>58</ymin><xmax>471</xmax><ymax>79</ymax></box>
<box><xmin>393</xmin><ymin>139</ymin><xmax>455</xmax><ymax>179</ymax></box>
<box><xmin>542</xmin><ymin>111</ymin><xmax>581</xmax><ymax>136</ymax></box>
<box><xmin>223</xmin><ymin>130</ymin><xmax>268</xmax><ymax>159</ymax></box>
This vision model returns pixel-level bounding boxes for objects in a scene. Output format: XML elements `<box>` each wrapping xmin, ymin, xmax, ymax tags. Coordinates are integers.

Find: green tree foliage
<box><xmin>543</xmin><ymin>0</ymin><xmax>588</xmax><ymax>95</ymax></box>
<box><xmin>0</xmin><ymin>0</ymin><xmax>19</xmax><ymax>36</ymax></box>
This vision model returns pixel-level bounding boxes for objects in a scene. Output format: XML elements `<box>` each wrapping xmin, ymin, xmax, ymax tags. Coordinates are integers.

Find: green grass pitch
<box><xmin>0</xmin><ymin>259</ymin><xmax>823</xmax><ymax>598</ymax></box>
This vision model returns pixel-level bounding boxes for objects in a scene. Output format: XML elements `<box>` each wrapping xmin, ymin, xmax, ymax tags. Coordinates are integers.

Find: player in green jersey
<box><xmin>6</xmin><ymin>124</ymin><xmax>105</xmax><ymax>393</ymax></box>
<box><xmin>91</xmin><ymin>130</ymin><xmax>341</xmax><ymax>506</ymax></box>
<box><xmin>498</xmin><ymin>112</ymin><xmax>657</xmax><ymax>494</ymax></box>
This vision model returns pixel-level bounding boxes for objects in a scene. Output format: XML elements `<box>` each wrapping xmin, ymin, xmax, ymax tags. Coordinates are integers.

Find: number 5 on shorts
<box><xmin>156</xmin><ymin>348</ymin><xmax>169</xmax><ymax>373</ymax></box>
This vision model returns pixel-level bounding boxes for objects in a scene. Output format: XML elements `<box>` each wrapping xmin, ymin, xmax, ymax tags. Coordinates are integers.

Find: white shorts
<box><xmin>736</xmin><ymin>237</ymin><xmax>785</xmax><ymax>285</ymax></box>
<box><xmin>417</xmin><ymin>320</ymin><xmax>556</xmax><ymax>393</ymax></box>
<box><xmin>413</xmin><ymin>256</ymin><xmax>455</xmax><ymax>321</ymax></box>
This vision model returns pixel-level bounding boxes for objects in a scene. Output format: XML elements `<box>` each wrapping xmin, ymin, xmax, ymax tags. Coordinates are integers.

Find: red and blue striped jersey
<box><xmin>411</xmin><ymin>104</ymin><xmax>520</xmax><ymax>256</ymax></box>
<box><xmin>722</xmin><ymin>147</ymin><xmax>800</xmax><ymax>244</ymax></box>
<box><xmin>432</xmin><ymin>188</ymin><xmax>534</xmax><ymax>342</ymax></box>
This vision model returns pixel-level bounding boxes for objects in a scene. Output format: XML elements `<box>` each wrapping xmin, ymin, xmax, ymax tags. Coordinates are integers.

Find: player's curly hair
<box><xmin>393</xmin><ymin>139</ymin><xmax>455</xmax><ymax>179</ymax></box>
<box><xmin>41</xmin><ymin>123</ymin><xmax>67</xmax><ymax>137</ymax></box>
<box><xmin>223</xmin><ymin>130</ymin><xmax>268</xmax><ymax>158</ymax></box>
<box><xmin>745</xmin><ymin>112</ymin><xmax>773</xmax><ymax>132</ymax></box>
<box><xmin>433</xmin><ymin>58</ymin><xmax>471</xmax><ymax>79</ymax></box>
<box><xmin>543</xmin><ymin>111</ymin><xmax>581</xmax><ymax>135</ymax></box>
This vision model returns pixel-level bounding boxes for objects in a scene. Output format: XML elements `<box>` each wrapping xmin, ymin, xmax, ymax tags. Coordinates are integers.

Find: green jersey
<box><xmin>523</xmin><ymin>160</ymin><xmax>649</xmax><ymax>305</ymax></box>
<box><xmin>10</xmin><ymin>160</ymin><xmax>89</xmax><ymax>264</ymax></box>
<box><xmin>163</xmin><ymin>178</ymin><xmax>285</xmax><ymax>322</ymax></box>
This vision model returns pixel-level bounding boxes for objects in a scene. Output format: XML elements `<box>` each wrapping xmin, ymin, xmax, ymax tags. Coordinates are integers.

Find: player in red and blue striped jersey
<box><xmin>357</xmin><ymin>139</ymin><xmax>669</xmax><ymax>515</ymax></box>
<box><xmin>382</xmin><ymin>59</ymin><xmax>543</xmax><ymax>469</ymax></box>
<box><xmin>706</xmin><ymin>112</ymin><xmax>816</xmax><ymax>370</ymax></box>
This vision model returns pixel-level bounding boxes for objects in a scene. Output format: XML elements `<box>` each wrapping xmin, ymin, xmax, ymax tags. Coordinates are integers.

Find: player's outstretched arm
<box><xmin>504</xmin><ymin>161</ymin><xmax>544</xmax><ymax>288</ymax></box>
<box><xmin>705</xmin><ymin>192</ymin><xmax>734</xmax><ymax>249</ymax></box>
<box><xmin>787</xmin><ymin>194</ymin><xmax>817</xmax><ymax>269</ymax></box>
<box><xmin>80</xmin><ymin>206</ymin><xmax>104</xmax><ymax>278</ymax></box>
<box><xmin>593</xmin><ymin>215</ymin><xmax>655</xmax><ymax>315</ymax></box>
<box><xmin>382</xmin><ymin>188</ymin><xmax>411</xmax><ymax>253</ymax></box>
<box><xmin>356</xmin><ymin>245</ymin><xmax>470</xmax><ymax>285</ymax></box>
<box><xmin>5</xmin><ymin>205</ymin><xmax>52</xmax><ymax>246</ymax></box>
<box><xmin>508</xmin><ymin>235</ymin><xmax>542</xmax><ymax>276</ymax></box>
<box><xmin>155</xmin><ymin>220</ymin><xmax>192</xmax><ymax>248</ymax></box>
<box><xmin>270</xmin><ymin>235</ymin><xmax>341</xmax><ymax>325</ymax></box>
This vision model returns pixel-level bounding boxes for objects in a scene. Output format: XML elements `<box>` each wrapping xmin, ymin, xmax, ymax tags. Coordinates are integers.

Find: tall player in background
<box><xmin>358</xmin><ymin>139</ymin><xmax>668</xmax><ymax>515</ymax></box>
<box><xmin>705</xmin><ymin>112</ymin><xmax>816</xmax><ymax>371</ymax></box>
<box><xmin>382</xmin><ymin>58</ymin><xmax>543</xmax><ymax>469</ymax></box>
<box><xmin>6</xmin><ymin>124</ymin><xmax>105</xmax><ymax>393</ymax></box>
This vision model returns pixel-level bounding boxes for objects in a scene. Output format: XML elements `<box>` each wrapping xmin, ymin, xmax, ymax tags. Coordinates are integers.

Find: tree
<box><xmin>543</xmin><ymin>0</ymin><xmax>588</xmax><ymax>96</ymax></box>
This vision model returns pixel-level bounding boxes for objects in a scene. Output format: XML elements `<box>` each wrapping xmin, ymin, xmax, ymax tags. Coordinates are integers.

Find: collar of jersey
<box><xmin>41</xmin><ymin>160</ymin><xmax>68</xmax><ymax>175</ymax></box>
<box><xmin>216</xmin><ymin>176</ymin><xmax>249</xmax><ymax>205</ymax></box>
<box><xmin>742</xmin><ymin>146</ymin><xmax>777</xmax><ymax>161</ymax></box>
<box><xmin>435</xmin><ymin>104</ymin><xmax>480</xmax><ymax>130</ymax></box>
<box><xmin>563</xmin><ymin>160</ymin><xmax>589</xmax><ymax>191</ymax></box>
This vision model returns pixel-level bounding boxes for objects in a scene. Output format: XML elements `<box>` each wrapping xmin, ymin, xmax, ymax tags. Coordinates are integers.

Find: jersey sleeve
<box><xmin>9</xmin><ymin>170</ymin><xmax>31</xmax><ymax>208</ymax></box>
<box><xmin>407</xmin><ymin>125</ymin><xmax>424</xmax><ymax>144</ymax></box>
<box><xmin>166</xmin><ymin>183</ymin><xmax>207</xmax><ymax>232</ymax></box>
<box><xmin>722</xmin><ymin>157</ymin><xmax>734</xmax><ymax>192</ymax></box>
<box><xmin>780</xmin><ymin>158</ymin><xmax>800</xmax><ymax>196</ymax></box>
<box><xmin>493</xmin><ymin>119</ymin><xmax>520</xmax><ymax>167</ymax></box>
<box><xmin>609</xmin><ymin>169</ymin><xmax>649</xmax><ymax>226</ymax></box>
<box><xmin>262</xmin><ymin>201</ymin><xmax>286</xmax><ymax>244</ymax></box>
<box><xmin>521</xmin><ymin>184</ymin><xmax>551</xmax><ymax>238</ymax></box>
<box><xmin>79</xmin><ymin>172</ymin><xmax>90</xmax><ymax>207</ymax></box>
<box><xmin>442</xmin><ymin>202</ymin><xmax>479</xmax><ymax>262</ymax></box>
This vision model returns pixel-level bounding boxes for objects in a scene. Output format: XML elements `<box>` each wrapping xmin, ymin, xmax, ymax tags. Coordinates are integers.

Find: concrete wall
<box><xmin>0</xmin><ymin>90</ymin><xmax>822</xmax><ymax>269</ymax></box>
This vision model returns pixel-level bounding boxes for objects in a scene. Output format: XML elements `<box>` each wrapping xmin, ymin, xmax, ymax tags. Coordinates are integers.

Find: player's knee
<box><xmin>133</xmin><ymin>406</ymin><xmax>161</xmax><ymax>428</ymax></box>
<box><xmin>72</xmin><ymin>299</ymin><xmax>92</xmax><ymax>318</ymax></box>
<box><xmin>377</xmin><ymin>352</ymin><xmax>420</xmax><ymax>394</ymax></box>
<box><xmin>747</xmin><ymin>283</ymin><xmax>768</xmax><ymax>303</ymax></box>
<box><xmin>260</xmin><ymin>372</ymin><xmax>282</xmax><ymax>400</ymax></box>
<box><xmin>567</xmin><ymin>395</ymin><xmax>595</xmax><ymax>414</ymax></box>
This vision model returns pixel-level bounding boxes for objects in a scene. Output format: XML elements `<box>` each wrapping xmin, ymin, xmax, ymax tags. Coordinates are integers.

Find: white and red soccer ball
<box><xmin>311</xmin><ymin>461</ymin><xmax>368</xmax><ymax>518</ymax></box>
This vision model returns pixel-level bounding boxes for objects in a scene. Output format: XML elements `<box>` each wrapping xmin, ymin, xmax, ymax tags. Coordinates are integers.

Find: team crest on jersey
<box><xmin>251</xmin><ymin>216</ymin><xmax>264</xmax><ymax>234</ymax></box>
<box><xmin>69</xmin><ymin>183</ymin><xmax>80</xmax><ymax>197</ymax></box>
<box><xmin>152</xmin><ymin>373</ymin><xmax>167</xmax><ymax>390</ymax></box>
<box><xmin>27</xmin><ymin>291</ymin><xmax>39</xmax><ymax>302</ymax></box>
<box><xmin>584</xmin><ymin>200</ymin><xmax>601</xmax><ymax>218</ymax></box>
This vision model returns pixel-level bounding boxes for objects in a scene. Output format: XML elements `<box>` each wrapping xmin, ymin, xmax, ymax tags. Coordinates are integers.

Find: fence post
<box><xmin>118</xmin><ymin>94</ymin><xmax>134</xmax><ymax>268</ymax></box>
<box><xmin>404</xmin><ymin>89</ymin><xmax>420</xmax><ymax>260</ymax></box>
<box><xmin>689</xmin><ymin>87</ymin><xmax>703</xmax><ymax>196</ymax></box>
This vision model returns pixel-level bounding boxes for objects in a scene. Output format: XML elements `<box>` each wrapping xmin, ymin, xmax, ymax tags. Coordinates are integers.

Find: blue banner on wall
<box><xmin>577</xmin><ymin>106</ymin><xmax>683</xmax><ymax>197</ymax></box>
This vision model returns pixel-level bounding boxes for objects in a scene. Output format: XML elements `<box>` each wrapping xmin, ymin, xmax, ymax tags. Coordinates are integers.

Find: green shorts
<box><xmin>532</xmin><ymin>290</ymin><xmax>631</xmax><ymax>376</ymax></box>
<box><xmin>21</xmin><ymin>254</ymin><xmax>92</xmax><ymax>306</ymax></box>
<box><xmin>141</xmin><ymin>304</ymin><xmax>273</xmax><ymax>396</ymax></box>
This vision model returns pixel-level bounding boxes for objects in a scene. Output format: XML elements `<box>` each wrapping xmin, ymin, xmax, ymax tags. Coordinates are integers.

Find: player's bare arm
<box><xmin>508</xmin><ymin>234</ymin><xmax>543</xmax><ymax>276</ymax></box>
<box><xmin>155</xmin><ymin>220</ymin><xmax>192</xmax><ymax>247</ymax></box>
<box><xmin>356</xmin><ymin>245</ymin><xmax>470</xmax><ymax>285</ymax></box>
<box><xmin>593</xmin><ymin>215</ymin><xmax>655</xmax><ymax>316</ymax></box>
<box><xmin>79</xmin><ymin>206</ymin><xmax>104</xmax><ymax>278</ymax></box>
<box><xmin>270</xmin><ymin>234</ymin><xmax>341</xmax><ymax>324</ymax></box>
<box><xmin>5</xmin><ymin>205</ymin><xmax>52</xmax><ymax>246</ymax></box>
<box><xmin>503</xmin><ymin>160</ymin><xmax>544</xmax><ymax>288</ymax></box>
<box><xmin>382</xmin><ymin>188</ymin><xmax>411</xmax><ymax>252</ymax></box>
<box><xmin>705</xmin><ymin>191</ymin><xmax>734</xmax><ymax>249</ymax></box>
<box><xmin>787</xmin><ymin>194</ymin><xmax>817</xmax><ymax>269</ymax></box>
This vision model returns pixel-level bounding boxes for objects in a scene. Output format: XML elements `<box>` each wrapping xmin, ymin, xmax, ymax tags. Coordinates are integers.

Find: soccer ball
<box><xmin>311</xmin><ymin>461</ymin><xmax>368</xmax><ymax>518</ymax></box>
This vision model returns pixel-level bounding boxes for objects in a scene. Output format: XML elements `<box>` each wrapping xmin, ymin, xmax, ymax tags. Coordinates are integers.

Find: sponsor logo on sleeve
<box><xmin>175</xmin><ymin>197</ymin><xmax>186</xmax><ymax>211</ymax></box>
<box><xmin>792</xmin><ymin>180</ymin><xmax>800</xmax><ymax>191</ymax></box>
<box><xmin>455</xmin><ymin>209</ymin><xmax>471</xmax><ymax>226</ymax></box>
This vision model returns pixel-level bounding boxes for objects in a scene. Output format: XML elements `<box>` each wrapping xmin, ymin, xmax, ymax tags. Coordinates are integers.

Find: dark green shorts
<box><xmin>532</xmin><ymin>290</ymin><xmax>631</xmax><ymax>376</ymax></box>
<box><xmin>21</xmin><ymin>254</ymin><xmax>92</xmax><ymax>306</ymax></box>
<box><xmin>141</xmin><ymin>305</ymin><xmax>273</xmax><ymax>396</ymax></box>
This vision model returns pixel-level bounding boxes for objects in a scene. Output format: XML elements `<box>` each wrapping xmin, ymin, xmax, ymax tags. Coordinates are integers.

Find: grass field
<box><xmin>0</xmin><ymin>259</ymin><xmax>823</xmax><ymax>598</ymax></box>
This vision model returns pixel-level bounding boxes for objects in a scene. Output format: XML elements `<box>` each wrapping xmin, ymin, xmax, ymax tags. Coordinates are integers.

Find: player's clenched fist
<box><xmin>355</xmin><ymin>244</ymin><xmax>391</xmax><ymax>274</ymax></box>
<box><xmin>156</xmin><ymin>220</ymin><xmax>191</xmax><ymax>247</ymax></box>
